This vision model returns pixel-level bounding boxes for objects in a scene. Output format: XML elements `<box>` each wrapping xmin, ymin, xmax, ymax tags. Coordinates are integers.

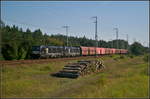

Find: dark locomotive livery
<box><xmin>31</xmin><ymin>45</ymin><xmax>128</xmax><ymax>59</ymax></box>
<box><xmin>31</xmin><ymin>45</ymin><xmax>80</xmax><ymax>58</ymax></box>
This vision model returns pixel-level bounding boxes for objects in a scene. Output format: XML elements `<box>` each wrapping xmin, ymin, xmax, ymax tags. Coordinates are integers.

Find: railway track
<box><xmin>0</xmin><ymin>56</ymin><xmax>102</xmax><ymax>66</ymax></box>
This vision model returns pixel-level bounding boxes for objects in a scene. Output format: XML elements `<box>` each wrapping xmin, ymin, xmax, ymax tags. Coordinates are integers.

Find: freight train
<box><xmin>31</xmin><ymin>45</ymin><xmax>128</xmax><ymax>59</ymax></box>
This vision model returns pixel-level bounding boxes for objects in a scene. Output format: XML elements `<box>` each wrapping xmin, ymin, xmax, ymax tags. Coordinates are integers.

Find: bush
<box><xmin>127</xmin><ymin>54</ymin><xmax>134</xmax><ymax>58</ymax></box>
<box><xmin>143</xmin><ymin>54</ymin><xmax>149</xmax><ymax>62</ymax></box>
<box><xmin>2</xmin><ymin>44</ymin><xmax>18</xmax><ymax>60</ymax></box>
<box><xmin>119</xmin><ymin>55</ymin><xmax>125</xmax><ymax>59</ymax></box>
<box><xmin>0</xmin><ymin>54</ymin><xmax>4</xmax><ymax>60</ymax></box>
<box><xmin>129</xmin><ymin>42</ymin><xmax>145</xmax><ymax>55</ymax></box>
<box><xmin>113</xmin><ymin>57</ymin><xmax>118</xmax><ymax>61</ymax></box>
<box><xmin>18</xmin><ymin>47</ymin><xmax>27</xmax><ymax>60</ymax></box>
<box><xmin>109</xmin><ymin>55</ymin><xmax>113</xmax><ymax>57</ymax></box>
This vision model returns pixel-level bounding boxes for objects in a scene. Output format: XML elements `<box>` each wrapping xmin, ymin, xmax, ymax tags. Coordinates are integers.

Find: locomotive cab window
<box><xmin>32</xmin><ymin>46</ymin><xmax>40</xmax><ymax>51</ymax></box>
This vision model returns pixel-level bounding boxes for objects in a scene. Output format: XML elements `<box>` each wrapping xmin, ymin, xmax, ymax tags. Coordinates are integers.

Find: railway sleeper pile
<box><xmin>53</xmin><ymin>59</ymin><xmax>105</xmax><ymax>78</ymax></box>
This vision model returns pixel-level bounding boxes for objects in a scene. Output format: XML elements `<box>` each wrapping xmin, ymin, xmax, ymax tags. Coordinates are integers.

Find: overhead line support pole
<box><xmin>62</xmin><ymin>26</ymin><xmax>69</xmax><ymax>46</ymax></box>
<box><xmin>114</xmin><ymin>28</ymin><xmax>119</xmax><ymax>49</ymax></box>
<box><xmin>92</xmin><ymin>16</ymin><xmax>98</xmax><ymax>57</ymax></box>
<box><xmin>126</xmin><ymin>34</ymin><xmax>129</xmax><ymax>50</ymax></box>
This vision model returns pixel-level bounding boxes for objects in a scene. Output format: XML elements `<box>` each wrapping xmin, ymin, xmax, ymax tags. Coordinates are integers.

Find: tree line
<box><xmin>0</xmin><ymin>21</ymin><xmax>149</xmax><ymax>60</ymax></box>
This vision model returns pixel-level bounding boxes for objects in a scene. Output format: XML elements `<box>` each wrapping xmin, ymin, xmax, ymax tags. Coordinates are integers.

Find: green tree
<box><xmin>32</xmin><ymin>29</ymin><xmax>43</xmax><ymax>45</ymax></box>
<box><xmin>1</xmin><ymin>25</ymin><xmax>22</xmax><ymax>60</ymax></box>
<box><xmin>18</xmin><ymin>47</ymin><xmax>27</xmax><ymax>59</ymax></box>
<box><xmin>2</xmin><ymin>43</ymin><xmax>18</xmax><ymax>60</ymax></box>
<box><xmin>129</xmin><ymin>42</ymin><xmax>144</xmax><ymax>55</ymax></box>
<box><xmin>21</xmin><ymin>28</ymin><xmax>34</xmax><ymax>59</ymax></box>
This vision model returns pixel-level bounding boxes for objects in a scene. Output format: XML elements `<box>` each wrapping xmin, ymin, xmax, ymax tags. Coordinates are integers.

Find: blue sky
<box><xmin>1</xmin><ymin>1</ymin><xmax>149</xmax><ymax>46</ymax></box>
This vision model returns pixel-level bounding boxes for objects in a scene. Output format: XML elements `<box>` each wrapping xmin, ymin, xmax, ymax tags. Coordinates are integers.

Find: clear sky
<box><xmin>1</xmin><ymin>1</ymin><xmax>149</xmax><ymax>46</ymax></box>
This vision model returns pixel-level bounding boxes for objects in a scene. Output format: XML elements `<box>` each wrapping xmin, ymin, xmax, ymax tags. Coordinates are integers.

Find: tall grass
<box><xmin>1</xmin><ymin>55</ymin><xmax>149</xmax><ymax>98</ymax></box>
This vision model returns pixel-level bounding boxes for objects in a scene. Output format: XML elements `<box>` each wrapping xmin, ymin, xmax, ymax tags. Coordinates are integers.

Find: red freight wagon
<box><xmin>80</xmin><ymin>46</ymin><xmax>89</xmax><ymax>56</ymax></box>
<box><xmin>105</xmin><ymin>48</ymin><xmax>110</xmax><ymax>54</ymax></box>
<box><xmin>123</xmin><ymin>49</ymin><xmax>126</xmax><ymax>54</ymax></box>
<box><xmin>119</xmin><ymin>49</ymin><xmax>122</xmax><ymax>54</ymax></box>
<box><xmin>111</xmin><ymin>48</ymin><xmax>116</xmax><ymax>54</ymax></box>
<box><xmin>120</xmin><ymin>49</ymin><xmax>124</xmax><ymax>54</ymax></box>
<box><xmin>109</xmin><ymin>48</ymin><xmax>113</xmax><ymax>54</ymax></box>
<box><xmin>95</xmin><ymin>47</ymin><xmax>106</xmax><ymax>55</ymax></box>
<box><xmin>125</xmin><ymin>50</ymin><xmax>128</xmax><ymax>53</ymax></box>
<box><xmin>99</xmin><ymin>48</ymin><xmax>106</xmax><ymax>54</ymax></box>
<box><xmin>122</xmin><ymin>49</ymin><xmax>128</xmax><ymax>54</ymax></box>
<box><xmin>120</xmin><ymin>49</ymin><xmax>125</xmax><ymax>54</ymax></box>
<box><xmin>108</xmin><ymin>48</ymin><xmax>112</xmax><ymax>54</ymax></box>
<box><xmin>88</xmin><ymin>47</ymin><xmax>95</xmax><ymax>55</ymax></box>
<box><xmin>115</xmin><ymin>49</ymin><xmax>120</xmax><ymax>54</ymax></box>
<box><xmin>96</xmin><ymin>48</ymin><xmax>101</xmax><ymax>55</ymax></box>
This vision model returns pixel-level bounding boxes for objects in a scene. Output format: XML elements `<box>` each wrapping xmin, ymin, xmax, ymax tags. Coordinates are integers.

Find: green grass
<box><xmin>0</xmin><ymin>55</ymin><xmax>4</xmax><ymax>60</ymax></box>
<box><xmin>0</xmin><ymin>55</ymin><xmax>149</xmax><ymax>98</ymax></box>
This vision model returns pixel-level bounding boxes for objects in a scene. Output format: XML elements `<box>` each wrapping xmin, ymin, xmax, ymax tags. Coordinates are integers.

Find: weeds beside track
<box><xmin>0</xmin><ymin>55</ymin><xmax>105</xmax><ymax>66</ymax></box>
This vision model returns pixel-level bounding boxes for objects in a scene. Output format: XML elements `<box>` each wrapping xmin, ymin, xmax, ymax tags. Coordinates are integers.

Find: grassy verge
<box><xmin>0</xmin><ymin>55</ymin><xmax>149</xmax><ymax>98</ymax></box>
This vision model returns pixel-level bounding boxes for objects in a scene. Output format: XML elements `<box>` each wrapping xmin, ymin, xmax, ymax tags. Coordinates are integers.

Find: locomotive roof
<box><xmin>47</xmin><ymin>46</ymin><xmax>80</xmax><ymax>49</ymax></box>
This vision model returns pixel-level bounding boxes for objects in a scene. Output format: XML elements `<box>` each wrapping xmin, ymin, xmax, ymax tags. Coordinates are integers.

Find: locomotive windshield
<box><xmin>32</xmin><ymin>46</ymin><xmax>40</xmax><ymax>51</ymax></box>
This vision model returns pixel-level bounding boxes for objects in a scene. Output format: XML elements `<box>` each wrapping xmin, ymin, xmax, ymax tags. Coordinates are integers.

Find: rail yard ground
<box><xmin>0</xmin><ymin>55</ymin><xmax>149</xmax><ymax>98</ymax></box>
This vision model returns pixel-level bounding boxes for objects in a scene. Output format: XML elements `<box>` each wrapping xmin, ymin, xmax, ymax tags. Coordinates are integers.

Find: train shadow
<box><xmin>50</xmin><ymin>73</ymin><xmax>78</xmax><ymax>79</ymax></box>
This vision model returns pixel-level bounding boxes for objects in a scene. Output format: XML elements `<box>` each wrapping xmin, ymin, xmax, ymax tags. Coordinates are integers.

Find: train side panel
<box><xmin>96</xmin><ymin>48</ymin><xmax>101</xmax><ymax>55</ymax></box>
<box><xmin>100</xmin><ymin>48</ymin><xmax>106</xmax><ymax>55</ymax></box>
<box><xmin>80</xmin><ymin>46</ymin><xmax>89</xmax><ymax>56</ymax></box>
<box><xmin>88</xmin><ymin>47</ymin><xmax>95</xmax><ymax>55</ymax></box>
<box><xmin>110</xmin><ymin>48</ymin><xmax>116</xmax><ymax>54</ymax></box>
